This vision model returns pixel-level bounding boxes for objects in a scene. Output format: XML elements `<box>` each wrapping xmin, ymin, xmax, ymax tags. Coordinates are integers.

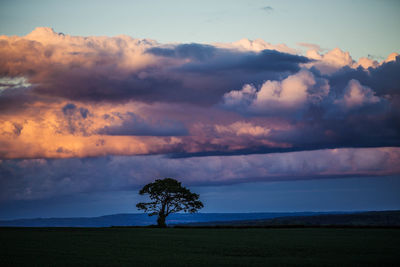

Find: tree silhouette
<box><xmin>136</xmin><ymin>178</ymin><xmax>203</xmax><ymax>227</ymax></box>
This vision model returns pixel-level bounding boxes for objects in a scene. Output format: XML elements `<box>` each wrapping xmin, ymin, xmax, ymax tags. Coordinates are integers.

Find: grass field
<box><xmin>1</xmin><ymin>227</ymin><xmax>399</xmax><ymax>266</ymax></box>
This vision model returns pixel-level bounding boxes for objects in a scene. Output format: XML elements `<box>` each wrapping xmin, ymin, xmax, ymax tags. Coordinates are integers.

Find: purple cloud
<box><xmin>97</xmin><ymin>112</ymin><xmax>188</xmax><ymax>136</ymax></box>
<box><xmin>1</xmin><ymin>147</ymin><xmax>399</xmax><ymax>202</ymax></box>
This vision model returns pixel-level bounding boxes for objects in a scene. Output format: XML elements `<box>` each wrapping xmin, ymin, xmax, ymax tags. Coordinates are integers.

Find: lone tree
<box><xmin>136</xmin><ymin>178</ymin><xmax>203</xmax><ymax>227</ymax></box>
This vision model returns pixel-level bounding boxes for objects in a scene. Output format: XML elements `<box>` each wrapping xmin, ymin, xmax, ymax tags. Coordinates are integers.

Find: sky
<box><xmin>0</xmin><ymin>0</ymin><xmax>399</xmax><ymax>219</ymax></box>
<box><xmin>1</xmin><ymin>0</ymin><xmax>399</xmax><ymax>60</ymax></box>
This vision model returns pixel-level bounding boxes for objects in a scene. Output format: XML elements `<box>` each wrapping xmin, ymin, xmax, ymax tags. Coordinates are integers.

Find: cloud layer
<box><xmin>1</xmin><ymin>147</ymin><xmax>399</xmax><ymax>201</ymax></box>
<box><xmin>0</xmin><ymin>28</ymin><xmax>399</xmax><ymax>159</ymax></box>
<box><xmin>0</xmin><ymin>28</ymin><xmax>399</xmax><ymax>201</ymax></box>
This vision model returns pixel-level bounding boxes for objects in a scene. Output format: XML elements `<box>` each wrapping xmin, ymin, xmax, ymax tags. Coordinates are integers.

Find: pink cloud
<box><xmin>216</xmin><ymin>38</ymin><xmax>298</xmax><ymax>54</ymax></box>
<box><xmin>335</xmin><ymin>79</ymin><xmax>381</xmax><ymax>109</ymax></box>
<box><xmin>222</xmin><ymin>70</ymin><xmax>329</xmax><ymax>114</ymax></box>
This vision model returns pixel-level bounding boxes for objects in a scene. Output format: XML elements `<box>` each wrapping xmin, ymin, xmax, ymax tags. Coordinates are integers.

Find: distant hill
<box><xmin>177</xmin><ymin>211</ymin><xmax>400</xmax><ymax>227</ymax></box>
<box><xmin>0</xmin><ymin>212</ymin><xmax>348</xmax><ymax>227</ymax></box>
<box><xmin>0</xmin><ymin>214</ymin><xmax>153</xmax><ymax>228</ymax></box>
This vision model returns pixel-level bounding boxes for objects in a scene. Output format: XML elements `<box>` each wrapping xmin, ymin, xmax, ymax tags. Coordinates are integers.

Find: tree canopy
<box><xmin>136</xmin><ymin>178</ymin><xmax>203</xmax><ymax>227</ymax></box>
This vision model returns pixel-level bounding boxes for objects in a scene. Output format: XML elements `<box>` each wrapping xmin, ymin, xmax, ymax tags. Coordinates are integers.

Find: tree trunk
<box><xmin>157</xmin><ymin>213</ymin><xmax>166</xmax><ymax>228</ymax></box>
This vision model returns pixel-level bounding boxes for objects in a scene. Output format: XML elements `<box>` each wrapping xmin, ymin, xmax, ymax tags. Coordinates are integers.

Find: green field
<box><xmin>1</xmin><ymin>228</ymin><xmax>399</xmax><ymax>266</ymax></box>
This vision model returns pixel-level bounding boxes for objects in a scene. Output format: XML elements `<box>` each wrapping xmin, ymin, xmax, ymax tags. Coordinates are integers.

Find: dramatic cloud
<box><xmin>0</xmin><ymin>101</ymin><xmax>189</xmax><ymax>158</ymax></box>
<box><xmin>0</xmin><ymin>28</ymin><xmax>306</xmax><ymax>107</ymax></box>
<box><xmin>222</xmin><ymin>69</ymin><xmax>329</xmax><ymax>115</ymax></box>
<box><xmin>147</xmin><ymin>45</ymin><xmax>309</xmax><ymax>73</ymax></box>
<box><xmin>0</xmin><ymin>28</ymin><xmax>399</xmax><ymax>193</ymax></box>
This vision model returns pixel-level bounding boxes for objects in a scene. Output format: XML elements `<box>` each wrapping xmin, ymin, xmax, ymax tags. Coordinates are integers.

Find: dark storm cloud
<box><xmin>0</xmin><ymin>87</ymin><xmax>37</xmax><ymax>112</ymax></box>
<box><xmin>33</xmin><ymin>69</ymin><xmax>185</xmax><ymax>103</ymax></box>
<box><xmin>267</xmin><ymin>114</ymin><xmax>399</xmax><ymax>153</ymax></box>
<box><xmin>233</xmin><ymin>50</ymin><xmax>310</xmax><ymax>72</ymax></box>
<box><xmin>153</xmin><ymin>46</ymin><xmax>311</xmax><ymax>74</ymax></box>
<box><xmin>97</xmin><ymin>112</ymin><xmax>188</xmax><ymax>136</ymax></box>
<box><xmin>327</xmin><ymin>56</ymin><xmax>400</xmax><ymax>97</ymax></box>
<box><xmin>31</xmin><ymin>50</ymin><xmax>306</xmax><ymax>106</ymax></box>
<box><xmin>0</xmin><ymin>30</ymin><xmax>308</xmax><ymax>107</ymax></box>
<box><xmin>217</xmin><ymin>61</ymin><xmax>400</xmax><ymax>157</ymax></box>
